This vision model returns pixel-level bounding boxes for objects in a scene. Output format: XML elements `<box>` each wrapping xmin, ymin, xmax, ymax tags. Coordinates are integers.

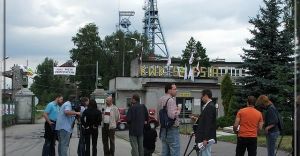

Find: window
<box><xmin>236</xmin><ymin>69</ymin><xmax>240</xmax><ymax>76</ymax></box>
<box><xmin>242</xmin><ymin>70</ymin><xmax>246</xmax><ymax>76</ymax></box>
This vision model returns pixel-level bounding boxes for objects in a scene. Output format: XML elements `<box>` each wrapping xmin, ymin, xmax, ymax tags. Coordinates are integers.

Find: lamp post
<box><xmin>131</xmin><ymin>37</ymin><xmax>143</xmax><ymax>75</ymax></box>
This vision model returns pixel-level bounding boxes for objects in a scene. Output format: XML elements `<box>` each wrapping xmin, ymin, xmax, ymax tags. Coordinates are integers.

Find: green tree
<box><xmin>181</xmin><ymin>37</ymin><xmax>210</xmax><ymax>69</ymax></box>
<box><xmin>70</xmin><ymin>23</ymin><xmax>103</xmax><ymax>96</ymax></box>
<box><xmin>239</xmin><ymin>0</ymin><xmax>294</xmax><ymax>112</ymax></box>
<box><xmin>221</xmin><ymin>74</ymin><xmax>234</xmax><ymax>116</ymax></box>
<box><xmin>30</xmin><ymin>58</ymin><xmax>66</xmax><ymax>105</ymax></box>
<box><xmin>100</xmin><ymin>31</ymin><xmax>149</xmax><ymax>88</ymax></box>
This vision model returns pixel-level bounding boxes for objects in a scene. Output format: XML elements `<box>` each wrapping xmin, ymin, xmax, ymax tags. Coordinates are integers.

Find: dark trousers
<box><xmin>84</xmin><ymin>128</ymin><xmax>99</xmax><ymax>156</ymax></box>
<box><xmin>102</xmin><ymin>123</ymin><xmax>115</xmax><ymax>156</ymax></box>
<box><xmin>144</xmin><ymin>148</ymin><xmax>154</xmax><ymax>156</ymax></box>
<box><xmin>42</xmin><ymin>121</ymin><xmax>56</xmax><ymax>156</ymax></box>
<box><xmin>235</xmin><ymin>137</ymin><xmax>257</xmax><ymax>156</ymax></box>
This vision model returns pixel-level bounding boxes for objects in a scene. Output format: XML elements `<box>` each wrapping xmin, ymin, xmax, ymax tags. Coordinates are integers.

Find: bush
<box><xmin>217</xmin><ymin>116</ymin><xmax>234</xmax><ymax>128</ymax></box>
<box><xmin>281</xmin><ymin>111</ymin><xmax>293</xmax><ymax>135</ymax></box>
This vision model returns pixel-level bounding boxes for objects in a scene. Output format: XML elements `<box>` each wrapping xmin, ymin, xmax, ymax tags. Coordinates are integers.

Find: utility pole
<box><xmin>95</xmin><ymin>61</ymin><xmax>98</xmax><ymax>88</ymax></box>
<box><xmin>122</xmin><ymin>37</ymin><xmax>125</xmax><ymax>77</ymax></box>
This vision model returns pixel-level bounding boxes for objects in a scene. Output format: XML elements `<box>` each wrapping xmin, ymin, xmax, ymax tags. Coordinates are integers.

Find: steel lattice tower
<box><xmin>143</xmin><ymin>0</ymin><xmax>169</xmax><ymax>58</ymax></box>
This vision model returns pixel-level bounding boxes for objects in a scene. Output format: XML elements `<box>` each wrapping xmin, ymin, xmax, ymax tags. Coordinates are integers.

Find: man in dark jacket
<box><xmin>127</xmin><ymin>94</ymin><xmax>149</xmax><ymax>156</ymax></box>
<box><xmin>195</xmin><ymin>89</ymin><xmax>217</xmax><ymax>156</ymax></box>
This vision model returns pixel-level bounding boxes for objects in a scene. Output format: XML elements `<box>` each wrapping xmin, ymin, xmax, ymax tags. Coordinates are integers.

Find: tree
<box><xmin>70</xmin><ymin>23</ymin><xmax>103</xmax><ymax>96</ymax></box>
<box><xmin>221</xmin><ymin>74</ymin><xmax>234</xmax><ymax>116</ymax></box>
<box><xmin>239</xmin><ymin>0</ymin><xmax>294</xmax><ymax>112</ymax></box>
<box><xmin>30</xmin><ymin>58</ymin><xmax>66</xmax><ymax>104</ymax></box>
<box><xmin>181</xmin><ymin>37</ymin><xmax>210</xmax><ymax>71</ymax></box>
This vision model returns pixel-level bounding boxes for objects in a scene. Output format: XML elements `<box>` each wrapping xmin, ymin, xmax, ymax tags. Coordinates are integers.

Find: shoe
<box><xmin>197</xmin><ymin>139</ymin><xmax>215</xmax><ymax>151</ymax></box>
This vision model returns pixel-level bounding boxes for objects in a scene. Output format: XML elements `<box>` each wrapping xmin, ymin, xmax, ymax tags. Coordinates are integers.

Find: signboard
<box><xmin>139</xmin><ymin>65</ymin><xmax>219</xmax><ymax>78</ymax></box>
<box><xmin>95</xmin><ymin>98</ymin><xmax>105</xmax><ymax>104</ymax></box>
<box><xmin>54</xmin><ymin>67</ymin><xmax>76</xmax><ymax>75</ymax></box>
<box><xmin>178</xmin><ymin>92</ymin><xmax>191</xmax><ymax>97</ymax></box>
<box><xmin>194</xmin><ymin>99</ymin><xmax>201</xmax><ymax>106</ymax></box>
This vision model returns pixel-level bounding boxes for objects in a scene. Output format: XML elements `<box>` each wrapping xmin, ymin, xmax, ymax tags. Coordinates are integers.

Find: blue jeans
<box><xmin>160</xmin><ymin>127</ymin><xmax>180</xmax><ymax>156</ymax></box>
<box><xmin>266</xmin><ymin>131</ymin><xmax>279</xmax><ymax>156</ymax></box>
<box><xmin>58</xmin><ymin>129</ymin><xmax>71</xmax><ymax>156</ymax></box>
<box><xmin>198</xmin><ymin>144</ymin><xmax>212</xmax><ymax>156</ymax></box>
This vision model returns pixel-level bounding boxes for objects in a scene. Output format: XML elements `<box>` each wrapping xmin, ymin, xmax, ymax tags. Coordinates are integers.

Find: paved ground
<box><xmin>4</xmin><ymin>119</ymin><xmax>158</xmax><ymax>156</ymax></box>
<box><xmin>4</xmin><ymin>119</ymin><xmax>290</xmax><ymax>156</ymax></box>
<box><xmin>116</xmin><ymin>129</ymin><xmax>290</xmax><ymax>156</ymax></box>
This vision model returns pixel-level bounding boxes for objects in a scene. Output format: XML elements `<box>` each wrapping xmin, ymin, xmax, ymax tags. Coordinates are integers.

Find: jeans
<box><xmin>102</xmin><ymin>124</ymin><xmax>115</xmax><ymax>156</ymax></box>
<box><xmin>266</xmin><ymin>131</ymin><xmax>279</xmax><ymax>156</ymax></box>
<box><xmin>198</xmin><ymin>144</ymin><xmax>212</xmax><ymax>156</ymax></box>
<box><xmin>58</xmin><ymin>129</ymin><xmax>71</xmax><ymax>156</ymax></box>
<box><xmin>160</xmin><ymin>127</ymin><xmax>180</xmax><ymax>156</ymax></box>
<box><xmin>84</xmin><ymin>128</ymin><xmax>99</xmax><ymax>156</ymax></box>
<box><xmin>235</xmin><ymin>137</ymin><xmax>257</xmax><ymax>156</ymax></box>
<box><xmin>129</xmin><ymin>135</ymin><xmax>144</xmax><ymax>156</ymax></box>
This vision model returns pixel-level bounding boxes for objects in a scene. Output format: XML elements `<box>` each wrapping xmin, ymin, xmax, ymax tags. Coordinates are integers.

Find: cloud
<box><xmin>6</xmin><ymin>0</ymin><xmax>263</xmax><ymax>71</ymax></box>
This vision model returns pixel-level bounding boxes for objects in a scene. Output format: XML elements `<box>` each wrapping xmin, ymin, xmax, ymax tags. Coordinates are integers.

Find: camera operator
<box><xmin>194</xmin><ymin>89</ymin><xmax>217</xmax><ymax>156</ymax></box>
<box><xmin>233</xmin><ymin>96</ymin><xmax>263</xmax><ymax>156</ymax></box>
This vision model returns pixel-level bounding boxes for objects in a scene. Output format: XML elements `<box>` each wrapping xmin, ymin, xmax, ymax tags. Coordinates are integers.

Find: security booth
<box><xmin>90</xmin><ymin>88</ymin><xmax>107</xmax><ymax>111</ymax></box>
<box><xmin>14</xmin><ymin>88</ymin><xmax>36</xmax><ymax>124</ymax></box>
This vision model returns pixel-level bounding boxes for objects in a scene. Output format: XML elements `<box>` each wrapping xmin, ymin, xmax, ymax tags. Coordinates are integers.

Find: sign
<box><xmin>178</xmin><ymin>92</ymin><xmax>191</xmax><ymax>97</ymax></box>
<box><xmin>54</xmin><ymin>67</ymin><xmax>76</xmax><ymax>75</ymax></box>
<box><xmin>194</xmin><ymin>99</ymin><xmax>201</xmax><ymax>106</ymax></box>
<box><xmin>95</xmin><ymin>98</ymin><xmax>105</xmax><ymax>104</ymax></box>
<box><xmin>139</xmin><ymin>65</ymin><xmax>219</xmax><ymax>78</ymax></box>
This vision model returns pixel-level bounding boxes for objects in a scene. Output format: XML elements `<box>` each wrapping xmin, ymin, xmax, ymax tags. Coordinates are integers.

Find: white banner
<box><xmin>53</xmin><ymin>67</ymin><xmax>76</xmax><ymax>75</ymax></box>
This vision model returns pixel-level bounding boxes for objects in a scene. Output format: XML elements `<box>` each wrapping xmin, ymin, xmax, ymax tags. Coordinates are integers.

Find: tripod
<box><xmin>183</xmin><ymin>133</ymin><xmax>200</xmax><ymax>156</ymax></box>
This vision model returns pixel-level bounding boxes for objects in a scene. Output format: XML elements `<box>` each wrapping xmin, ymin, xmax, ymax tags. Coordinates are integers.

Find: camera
<box><xmin>192</xmin><ymin>124</ymin><xmax>198</xmax><ymax>133</ymax></box>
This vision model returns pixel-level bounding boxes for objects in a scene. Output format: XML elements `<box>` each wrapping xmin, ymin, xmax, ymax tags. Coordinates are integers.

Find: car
<box><xmin>117</xmin><ymin>108</ymin><xmax>128</xmax><ymax>130</ymax></box>
<box><xmin>148</xmin><ymin>108</ymin><xmax>159</xmax><ymax>129</ymax></box>
<box><xmin>117</xmin><ymin>107</ymin><xmax>159</xmax><ymax>130</ymax></box>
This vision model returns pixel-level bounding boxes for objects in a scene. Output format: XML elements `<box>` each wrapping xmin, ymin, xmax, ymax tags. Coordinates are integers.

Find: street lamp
<box><xmin>130</xmin><ymin>37</ymin><xmax>143</xmax><ymax>74</ymax></box>
<box><xmin>115</xmin><ymin>38</ymin><xmax>125</xmax><ymax>77</ymax></box>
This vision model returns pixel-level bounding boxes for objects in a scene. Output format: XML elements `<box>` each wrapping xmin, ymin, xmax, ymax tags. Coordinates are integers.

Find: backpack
<box><xmin>159</xmin><ymin>98</ymin><xmax>176</xmax><ymax>137</ymax></box>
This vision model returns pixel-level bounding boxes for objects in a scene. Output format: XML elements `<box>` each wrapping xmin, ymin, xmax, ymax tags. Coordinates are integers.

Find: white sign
<box><xmin>54</xmin><ymin>67</ymin><xmax>76</xmax><ymax>75</ymax></box>
<box><xmin>194</xmin><ymin>99</ymin><xmax>201</xmax><ymax>106</ymax></box>
<box><xmin>95</xmin><ymin>98</ymin><xmax>105</xmax><ymax>104</ymax></box>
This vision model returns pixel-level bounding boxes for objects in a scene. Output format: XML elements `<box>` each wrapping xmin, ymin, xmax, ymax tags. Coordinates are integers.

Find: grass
<box><xmin>179</xmin><ymin>124</ymin><xmax>194</xmax><ymax>135</ymax></box>
<box><xmin>35</xmin><ymin>104</ymin><xmax>46</xmax><ymax>119</ymax></box>
<box><xmin>217</xmin><ymin>135</ymin><xmax>293</xmax><ymax>152</ymax></box>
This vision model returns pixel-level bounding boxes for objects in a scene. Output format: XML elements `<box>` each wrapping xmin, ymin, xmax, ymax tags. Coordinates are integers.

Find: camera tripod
<box><xmin>183</xmin><ymin>133</ymin><xmax>200</xmax><ymax>156</ymax></box>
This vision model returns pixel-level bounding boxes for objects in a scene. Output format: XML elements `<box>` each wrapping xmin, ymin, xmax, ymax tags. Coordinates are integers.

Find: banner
<box><xmin>54</xmin><ymin>67</ymin><xmax>76</xmax><ymax>75</ymax></box>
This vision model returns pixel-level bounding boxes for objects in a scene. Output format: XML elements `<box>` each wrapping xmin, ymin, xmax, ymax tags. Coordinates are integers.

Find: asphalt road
<box><xmin>4</xmin><ymin>119</ymin><xmax>158</xmax><ymax>156</ymax></box>
<box><xmin>4</xmin><ymin>119</ymin><xmax>289</xmax><ymax>156</ymax></box>
<box><xmin>115</xmin><ymin>129</ymin><xmax>290</xmax><ymax>156</ymax></box>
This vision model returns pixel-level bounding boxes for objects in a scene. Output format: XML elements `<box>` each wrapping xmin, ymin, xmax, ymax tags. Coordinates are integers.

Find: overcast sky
<box><xmin>6</xmin><ymin>0</ymin><xmax>263</xmax><ymax>71</ymax></box>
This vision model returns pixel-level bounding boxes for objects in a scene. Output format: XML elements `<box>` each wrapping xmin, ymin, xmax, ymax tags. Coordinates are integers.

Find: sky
<box><xmin>5</xmin><ymin>0</ymin><xmax>264</xmax><ymax>73</ymax></box>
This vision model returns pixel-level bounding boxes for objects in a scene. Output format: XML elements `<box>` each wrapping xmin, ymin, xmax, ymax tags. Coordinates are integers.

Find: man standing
<box><xmin>127</xmin><ymin>94</ymin><xmax>149</xmax><ymax>156</ymax></box>
<box><xmin>233</xmin><ymin>96</ymin><xmax>264</xmax><ymax>156</ymax></box>
<box><xmin>102</xmin><ymin>96</ymin><xmax>120</xmax><ymax>156</ymax></box>
<box><xmin>55</xmin><ymin>95</ymin><xmax>81</xmax><ymax>156</ymax></box>
<box><xmin>195</xmin><ymin>89</ymin><xmax>217</xmax><ymax>156</ymax></box>
<box><xmin>256</xmin><ymin>95</ymin><xmax>280</xmax><ymax>156</ymax></box>
<box><xmin>42</xmin><ymin>94</ymin><xmax>63</xmax><ymax>156</ymax></box>
<box><xmin>159</xmin><ymin>83</ymin><xmax>181</xmax><ymax>156</ymax></box>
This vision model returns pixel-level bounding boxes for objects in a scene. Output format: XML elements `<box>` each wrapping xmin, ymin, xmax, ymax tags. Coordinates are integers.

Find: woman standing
<box><xmin>81</xmin><ymin>99</ymin><xmax>102</xmax><ymax>156</ymax></box>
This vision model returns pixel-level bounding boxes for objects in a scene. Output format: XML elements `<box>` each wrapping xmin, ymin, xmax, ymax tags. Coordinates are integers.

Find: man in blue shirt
<box><xmin>56</xmin><ymin>95</ymin><xmax>81</xmax><ymax>156</ymax></box>
<box><xmin>42</xmin><ymin>94</ymin><xmax>63</xmax><ymax>156</ymax></box>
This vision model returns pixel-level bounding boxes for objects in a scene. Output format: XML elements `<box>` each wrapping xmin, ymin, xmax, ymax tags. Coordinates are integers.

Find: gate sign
<box><xmin>54</xmin><ymin>67</ymin><xmax>76</xmax><ymax>75</ymax></box>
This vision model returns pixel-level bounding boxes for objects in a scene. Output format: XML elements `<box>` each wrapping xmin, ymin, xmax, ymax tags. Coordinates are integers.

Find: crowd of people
<box><xmin>41</xmin><ymin>82</ymin><xmax>284</xmax><ymax>156</ymax></box>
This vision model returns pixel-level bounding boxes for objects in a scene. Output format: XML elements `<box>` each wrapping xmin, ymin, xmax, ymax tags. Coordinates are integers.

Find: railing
<box><xmin>2</xmin><ymin>102</ymin><xmax>16</xmax><ymax>127</ymax></box>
